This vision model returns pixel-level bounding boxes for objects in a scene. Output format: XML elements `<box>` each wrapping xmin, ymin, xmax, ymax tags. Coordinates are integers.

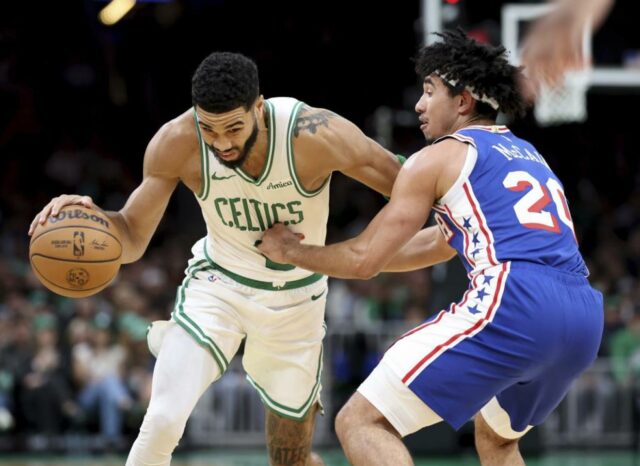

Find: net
<box><xmin>534</xmin><ymin>71</ymin><xmax>590</xmax><ymax>126</ymax></box>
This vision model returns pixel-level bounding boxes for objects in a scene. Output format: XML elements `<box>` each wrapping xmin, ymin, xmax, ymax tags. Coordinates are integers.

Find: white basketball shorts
<box><xmin>148</xmin><ymin>238</ymin><xmax>328</xmax><ymax>420</ymax></box>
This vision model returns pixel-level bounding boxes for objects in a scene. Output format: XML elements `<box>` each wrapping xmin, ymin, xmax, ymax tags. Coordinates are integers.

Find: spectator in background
<box><xmin>611</xmin><ymin>310</ymin><xmax>640</xmax><ymax>388</ymax></box>
<box><xmin>72</xmin><ymin>313</ymin><xmax>132</xmax><ymax>447</ymax></box>
<box><xmin>118</xmin><ymin>312</ymin><xmax>154</xmax><ymax>414</ymax></box>
<box><xmin>600</xmin><ymin>296</ymin><xmax>625</xmax><ymax>356</ymax></box>
<box><xmin>17</xmin><ymin>313</ymin><xmax>76</xmax><ymax>434</ymax></box>
<box><xmin>0</xmin><ymin>316</ymin><xmax>32</xmax><ymax>433</ymax></box>
<box><xmin>66</xmin><ymin>298</ymin><xmax>98</xmax><ymax>349</ymax></box>
<box><xmin>610</xmin><ymin>309</ymin><xmax>640</xmax><ymax>435</ymax></box>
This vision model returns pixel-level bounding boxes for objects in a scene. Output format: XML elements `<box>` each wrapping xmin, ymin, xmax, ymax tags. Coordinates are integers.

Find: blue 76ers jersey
<box><xmin>432</xmin><ymin>125</ymin><xmax>587</xmax><ymax>277</ymax></box>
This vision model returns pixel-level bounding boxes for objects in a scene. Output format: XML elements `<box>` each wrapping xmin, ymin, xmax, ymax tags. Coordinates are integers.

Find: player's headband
<box><xmin>435</xmin><ymin>71</ymin><xmax>500</xmax><ymax>111</ymax></box>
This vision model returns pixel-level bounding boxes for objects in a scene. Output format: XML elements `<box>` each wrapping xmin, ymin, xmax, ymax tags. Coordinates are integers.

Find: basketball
<box><xmin>29</xmin><ymin>205</ymin><xmax>122</xmax><ymax>298</ymax></box>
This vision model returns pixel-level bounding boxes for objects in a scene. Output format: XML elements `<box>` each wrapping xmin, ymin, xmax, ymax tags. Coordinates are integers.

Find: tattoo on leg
<box><xmin>294</xmin><ymin>106</ymin><xmax>336</xmax><ymax>137</ymax></box>
<box><xmin>270</xmin><ymin>446</ymin><xmax>310</xmax><ymax>465</ymax></box>
<box><xmin>266</xmin><ymin>406</ymin><xmax>319</xmax><ymax>466</ymax></box>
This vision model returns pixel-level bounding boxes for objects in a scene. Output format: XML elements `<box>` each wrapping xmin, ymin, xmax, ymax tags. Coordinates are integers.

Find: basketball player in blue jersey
<box><xmin>28</xmin><ymin>52</ymin><xmax>403</xmax><ymax>466</ymax></box>
<box><xmin>259</xmin><ymin>29</ymin><xmax>604</xmax><ymax>465</ymax></box>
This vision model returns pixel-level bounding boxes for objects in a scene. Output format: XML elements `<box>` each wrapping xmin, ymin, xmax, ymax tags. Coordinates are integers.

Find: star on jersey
<box><xmin>475</xmin><ymin>288</ymin><xmax>489</xmax><ymax>301</ymax></box>
<box><xmin>468</xmin><ymin>304</ymin><xmax>481</xmax><ymax>315</ymax></box>
<box><xmin>472</xmin><ymin>232</ymin><xmax>480</xmax><ymax>246</ymax></box>
<box><xmin>483</xmin><ymin>274</ymin><xmax>495</xmax><ymax>285</ymax></box>
<box><xmin>462</xmin><ymin>217</ymin><xmax>472</xmax><ymax>229</ymax></box>
<box><xmin>471</xmin><ymin>248</ymin><xmax>480</xmax><ymax>259</ymax></box>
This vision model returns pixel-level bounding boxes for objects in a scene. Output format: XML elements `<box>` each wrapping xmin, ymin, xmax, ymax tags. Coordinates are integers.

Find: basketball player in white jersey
<box><xmin>28</xmin><ymin>52</ymin><xmax>402</xmax><ymax>466</ymax></box>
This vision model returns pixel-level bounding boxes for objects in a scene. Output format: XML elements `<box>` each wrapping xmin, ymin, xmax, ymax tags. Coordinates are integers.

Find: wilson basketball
<box><xmin>29</xmin><ymin>206</ymin><xmax>122</xmax><ymax>298</ymax></box>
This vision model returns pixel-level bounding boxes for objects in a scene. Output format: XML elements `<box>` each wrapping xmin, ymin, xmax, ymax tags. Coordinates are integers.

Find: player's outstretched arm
<box><xmin>29</xmin><ymin>123</ymin><xmax>182</xmax><ymax>264</ymax></box>
<box><xmin>293</xmin><ymin>105</ymin><xmax>401</xmax><ymax>197</ymax></box>
<box><xmin>382</xmin><ymin>225</ymin><xmax>456</xmax><ymax>272</ymax></box>
<box><xmin>259</xmin><ymin>138</ymin><xmax>467</xmax><ymax>278</ymax></box>
<box><xmin>259</xmin><ymin>148</ymin><xmax>439</xmax><ymax>279</ymax></box>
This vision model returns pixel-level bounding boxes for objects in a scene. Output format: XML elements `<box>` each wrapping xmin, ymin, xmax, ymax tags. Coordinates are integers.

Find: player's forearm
<box><xmin>383</xmin><ymin>226</ymin><xmax>454</xmax><ymax>272</ymax></box>
<box><xmin>384</xmin><ymin>247</ymin><xmax>453</xmax><ymax>272</ymax></box>
<box><xmin>102</xmin><ymin>210</ymin><xmax>149</xmax><ymax>264</ymax></box>
<box><xmin>341</xmin><ymin>153</ymin><xmax>402</xmax><ymax>198</ymax></box>
<box><xmin>108</xmin><ymin>176</ymin><xmax>177</xmax><ymax>264</ymax></box>
<box><xmin>284</xmin><ymin>240</ymin><xmax>382</xmax><ymax>280</ymax></box>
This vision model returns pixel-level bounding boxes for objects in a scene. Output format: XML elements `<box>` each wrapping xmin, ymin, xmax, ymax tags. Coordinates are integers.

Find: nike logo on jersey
<box><xmin>311</xmin><ymin>290</ymin><xmax>326</xmax><ymax>301</ymax></box>
<box><xmin>211</xmin><ymin>172</ymin><xmax>236</xmax><ymax>181</ymax></box>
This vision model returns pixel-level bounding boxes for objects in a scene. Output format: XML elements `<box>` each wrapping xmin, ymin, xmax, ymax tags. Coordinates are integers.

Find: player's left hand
<box><xmin>258</xmin><ymin>223</ymin><xmax>305</xmax><ymax>264</ymax></box>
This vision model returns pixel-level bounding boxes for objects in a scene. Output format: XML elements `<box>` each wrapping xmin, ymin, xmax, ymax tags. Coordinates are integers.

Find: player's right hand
<box><xmin>28</xmin><ymin>194</ymin><xmax>96</xmax><ymax>236</ymax></box>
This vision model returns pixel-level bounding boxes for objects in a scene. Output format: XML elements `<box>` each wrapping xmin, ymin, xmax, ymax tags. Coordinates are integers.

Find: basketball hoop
<box><xmin>500</xmin><ymin>3</ymin><xmax>596</xmax><ymax>126</ymax></box>
<box><xmin>534</xmin><ymin>70</ymin><xmax>590</xmax><ymax>126</ymax></box>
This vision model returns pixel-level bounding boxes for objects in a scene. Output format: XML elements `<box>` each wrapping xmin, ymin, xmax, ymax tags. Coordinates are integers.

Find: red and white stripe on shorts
<box><xmin>384</xmin><ymin>262</ymin><xmax>511</xmax><ymax>385</ymax></box>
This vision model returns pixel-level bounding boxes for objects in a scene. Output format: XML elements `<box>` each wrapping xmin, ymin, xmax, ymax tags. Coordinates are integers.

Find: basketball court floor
<box><xmin>0</xmin><ymin>450</ymin><xmax>638</xmax><ymax>466</ymax></box>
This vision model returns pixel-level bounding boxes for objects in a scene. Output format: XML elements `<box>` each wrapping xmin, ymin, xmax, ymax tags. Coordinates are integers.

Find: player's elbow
<box><xmin>348</xmin><ymin>241</ymin><xmax>383</xmax><ymax>279</ymax></box>
<box><xmin>352</xmin><ymin>258</ymin><xmax>381</xmax><ymax>280</ymax></box>
<box><xmin>119</xmin><ymin>229</ymin><xmax>149</xmax><ymax>264</ymax></box>
<box><xmin>436</xmin><ymin>239</ymin><xmax>457</xmax><ymax>263</ymax></box>
<box><xmin>122</xmin><ymin>248</ymin><xmax>145</xmax><ymax>264</ymax></box>
<box><xmin>353</xmin><ymin>266</ymin><xmax>379</xmax><ymax>280</ymax></box>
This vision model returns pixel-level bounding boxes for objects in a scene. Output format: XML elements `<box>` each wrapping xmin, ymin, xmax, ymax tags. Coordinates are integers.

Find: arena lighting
<box><xmin>99</xmin><ymin>0</ymin><xmax>137</xmax><ymax>25</ymax></box>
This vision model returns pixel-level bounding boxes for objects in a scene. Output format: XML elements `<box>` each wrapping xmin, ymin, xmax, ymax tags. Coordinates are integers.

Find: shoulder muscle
<box><xmin>143</xmin><ymin>111</ymin><xmax>199</xmax><ymax>180</ymax></box>
<box><xmin>406</xmin><ymin>138</ymin><xmax>469</xmax><ymax>200</ymax></box>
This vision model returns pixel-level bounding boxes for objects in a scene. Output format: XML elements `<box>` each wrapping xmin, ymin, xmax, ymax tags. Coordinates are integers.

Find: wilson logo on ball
<box><xmin>49</xmin><ymin>209</ymin><xmax>110</xmax><ymax>229</ymax></box>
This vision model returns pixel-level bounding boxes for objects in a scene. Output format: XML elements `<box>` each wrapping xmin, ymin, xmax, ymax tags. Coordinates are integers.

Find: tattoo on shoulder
<box><xmin>294</xmin><ymin>105</ymin><xmax>336</xmax><ymax>137</ymax></box>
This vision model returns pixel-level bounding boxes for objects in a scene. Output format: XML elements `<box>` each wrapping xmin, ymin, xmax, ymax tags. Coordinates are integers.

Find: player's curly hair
<box><xmin>192</xmin><ymin>52</ymin><xmax>259</xmax><ymax>113</ymax></box>
<box><xmin>415</xmin><ymin>28</ymin><xmax>527</xmax><ymax>119</ymax></box>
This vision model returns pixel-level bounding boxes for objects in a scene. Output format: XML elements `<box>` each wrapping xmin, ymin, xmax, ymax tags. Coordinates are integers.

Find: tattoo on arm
<box><xmin>294</xmin><ymin>105</ymin><xmax>336</xmax><ymax>137</ymax></box>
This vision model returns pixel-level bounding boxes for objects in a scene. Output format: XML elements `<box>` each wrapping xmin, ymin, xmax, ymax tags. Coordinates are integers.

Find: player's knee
<box><xmin>475</xmin><ymin>415</ymin><xmax>519</xmax><ymax>452</ymax></box>
<box><xmin>142</xmin><ymin>409</ymin><xmax>188</xmax><ymax>443</ymax></box>
<box><xmin>335</xmin><ymin>397</ymin><xmax>362</xmax><ymax>442</ymax></box>
<box><xmin>334</xmin><ymin>405</ymin><xmax>351</xmax><ymax>443</ymax></box>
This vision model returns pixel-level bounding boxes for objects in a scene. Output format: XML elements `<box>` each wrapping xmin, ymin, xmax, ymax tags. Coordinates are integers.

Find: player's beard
<box><xmin>209</xmin><ymin>115</ymin><xmax>259</xmax><ymax>169</ymax></box>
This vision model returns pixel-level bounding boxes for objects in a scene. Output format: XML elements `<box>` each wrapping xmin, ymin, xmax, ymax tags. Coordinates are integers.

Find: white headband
<box><xmin>436</xmin><ymin>72</ymin><xmax>500</xmax><ymax>111</ymax></box>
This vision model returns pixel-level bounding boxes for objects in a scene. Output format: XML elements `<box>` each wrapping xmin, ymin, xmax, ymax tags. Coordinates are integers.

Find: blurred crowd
<box><xmin>2</xmin><ymin>0</ymin><xmax>640</xmax><ymax>453</ymax></box>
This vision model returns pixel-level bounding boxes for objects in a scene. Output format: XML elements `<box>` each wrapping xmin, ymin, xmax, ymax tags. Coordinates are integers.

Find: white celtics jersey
<box><xmin>193</xmin><ymin>97</ymin><xmax>330</xmax><ymax>288</ymax></box>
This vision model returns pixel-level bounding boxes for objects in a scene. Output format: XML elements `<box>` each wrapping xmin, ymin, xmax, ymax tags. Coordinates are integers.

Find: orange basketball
<box><xmin>29</xmin><ymin>205</ymin><xmax>122</xmax><ymax>298</ymax></box>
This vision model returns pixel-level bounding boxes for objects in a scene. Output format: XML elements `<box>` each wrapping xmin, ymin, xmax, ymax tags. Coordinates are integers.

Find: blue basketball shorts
<box><xmin>376</xmin><ymin>261</ymin><xmax>604</xmax><ymax>432</ymax></box>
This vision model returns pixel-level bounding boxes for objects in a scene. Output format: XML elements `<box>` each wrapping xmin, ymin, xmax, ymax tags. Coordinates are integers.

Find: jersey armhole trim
<box><xmin>192</xmin><ymin>108</ymin><xmax>211</xmax><ymax>200</ymax></box>
<box><xmin>438</xmin><ymin>144</ymin><xmax>478</xmax><ymax>206</ymax></box>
